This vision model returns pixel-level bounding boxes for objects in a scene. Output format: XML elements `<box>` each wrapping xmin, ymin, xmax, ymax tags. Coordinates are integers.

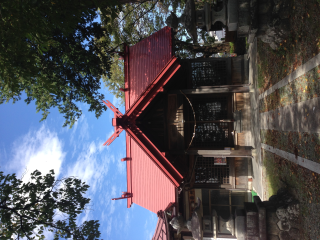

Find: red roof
<box><xmin>152</xmin><ymin>217</ymin><xmax>169</xmax><ymax>240</ymax></box>
<box><xmin>126</xmin><ymin>137</ymin><xmax>177</xmax><ymax>213</ymax></box>
<box><xmin>125</xmin><ymin>27</ymin><xmax>173</xmax><ymax>110</ymax></box>
<box><xmin>105</xmin><ymin>27</ymin><xmax>183</xmax><ymax>213</ymax></box>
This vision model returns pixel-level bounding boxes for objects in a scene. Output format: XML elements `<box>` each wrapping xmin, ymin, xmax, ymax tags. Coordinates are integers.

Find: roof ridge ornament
<box><xmin>102</xmin><ymin>100</ymin><xmax>124</xmax><ymax>146</ymax></box>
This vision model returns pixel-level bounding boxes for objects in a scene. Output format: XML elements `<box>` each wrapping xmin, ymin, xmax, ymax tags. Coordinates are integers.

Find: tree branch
<box><xmin>128</xmin><ymin>0</ymin><xmax>158</xmax><ymax>31</ymax></box>
<box><xmin>174</xmin><ymin>39</ymin><xmax>230</xmax><ymax>57</ymax></box>
<box><xmin>0</xmin><ymin>196</ymin><xmax>8</xmax><ymax>207</ymax></box>
<box><xmin>118</xmin><ymin>1</ymin><xmax>146</xmax><ymax>25</ymax></box>
<box><xmin>0</xmin><ymin>202</ymin><xmax>73</xmax><ymax>236</ymax></box>
<box><xmin>20</xmin><ymin>216</ymin><xmax>31</xmax><ymax>240</ymax></box>
<box><xmin>114</xmin><ymin>0</ymin><xmax>159</xmax><ymax>44</ymax></box>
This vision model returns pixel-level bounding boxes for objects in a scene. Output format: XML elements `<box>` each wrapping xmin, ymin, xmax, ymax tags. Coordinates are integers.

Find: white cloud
<box><xmin>111</xmin><ymin>185</ymin><xmax>117</xmax><ymax>196</ymax></box>
<box><xmin>66</xmin><ymin>141</ymin><xmax>112</xmax><ymax>197</ymax></box>
<box><xmin>7</xmin><ymin>125</ymin><xmax>65</xmax><ymax>182</ymax></box>
<box><xmin>112</xmin><ymin>95</ymin><xmax>122</xmax><ymax>109</ymax></box>
<box><xmin>79</xmin><ymin>209</ymin><xmax>92</xmax><ymax>225</ymax></box>
<box><xmin>117</xmin><ymin>158</ymin><xmax>126</xmax><ymax>175</ymax></box>
<box><xmin>101</xmin><ymin>210</ymin><xmax>106</xmax><ymax>222</ymax></box>
<box><xmin>69</xmin><ymin>117</ymin><xmax>79</xmax><ymax>145</ymax></box>
<box><xmin>79</xmin><ymin>115</ymin><xmax>89</xmax><ymax>141</ymax></box>
<box><xmin>66</xmin><ymin>142</ymin><xmax>98</xmax><ymax>193</ymax></box>
<box><xmin>125</xmin><ymin>211</ymin><xmax>130</xmax><ymax>227</ymax></box>
<box><xmin>109</xmin><ymin>186</ymin><xmax>117</xmax><ymax>215</ymax></box>
<box><xmin>144</xmin><ymin>212</ymin><xmax>158</xmax><ymax>240</ymax></box>
<box><xmin>106</xmin><ymin>217</ymin><xmax>112</xmax><ymax>236</ymax></box>
<box><xmin>2</xmin><ymin>125</ymin><xmax>66</xmax><ymax>239</ymax></box>
<box><xmin>144</xmin><ymin>220</ymin><xmax>148</xmax><ymax>229</ymax></box>
<box><xmin>108</xmin><ymin>151</ymin><xmax>115</xmax><ymax>164</ymax></box>
<box><xmin>98</xmin><ymin>140</ymin><xmax>106</xmax><ymax>152</ymax></box>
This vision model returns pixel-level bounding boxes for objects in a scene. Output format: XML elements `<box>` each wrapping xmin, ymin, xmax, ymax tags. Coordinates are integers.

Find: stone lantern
<box><xmin>166</xmin><ymin>0</ymin><xmax>291</xmax><ymax>50</ymax></box>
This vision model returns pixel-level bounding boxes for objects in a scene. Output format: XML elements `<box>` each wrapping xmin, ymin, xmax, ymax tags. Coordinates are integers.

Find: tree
<box><xmin>98</xmin><ymin>0</ymin><xmax>172</xmax><ymax>105</ymax></box>
<box><xmin>0</xmin><ymin>169</ymin><xmax>99</xmax><ymax>240</ymax></box>
<box><xmin>102</xmin><ymin>56</ymin><xmax>125</xmax><ymax>105</ymax></box>
<box><xmin>0</xmin><ymin>0</ymin><xmax>120</xmax><ymax>127</ymax></box>
<box><xmin>98</xmin><ymin>0</ymin><xmax>232</xmax><ymax>103</ymax></box>
<box><xmin>98</xmin><ymin>0</ymin><xmax>186</xmax><ymax>105</ymax></box>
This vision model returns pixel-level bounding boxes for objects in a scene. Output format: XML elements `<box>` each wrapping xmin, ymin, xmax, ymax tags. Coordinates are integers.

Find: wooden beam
<box><xmin>169</xmin><ymin>86</ymin><xmax>249</xmax><ymax>94</ymax></box>
<box><xmin>168</xmin><ymin>149</ymin><xmax>252</xmax><ymax>158</ymax></box>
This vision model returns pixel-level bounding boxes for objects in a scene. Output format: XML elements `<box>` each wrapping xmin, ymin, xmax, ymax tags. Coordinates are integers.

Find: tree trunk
<box><xmin>174</xmin><ymin>40</ymin><xmax>230</xmax><ymax>58</ymax></box>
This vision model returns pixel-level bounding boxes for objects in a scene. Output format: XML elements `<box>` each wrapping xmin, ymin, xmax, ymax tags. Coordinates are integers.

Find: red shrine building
<box><xmin>104</xmin><ymin>27</ymin><xmax>254</xmax><ymax>240</ymax></box>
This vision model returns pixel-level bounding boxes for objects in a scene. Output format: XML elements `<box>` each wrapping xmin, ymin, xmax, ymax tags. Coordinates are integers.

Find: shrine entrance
<box><xmin>184</xmin><ymin>94</ymin><xmax>234</xmax><ymax>149</ymax></box>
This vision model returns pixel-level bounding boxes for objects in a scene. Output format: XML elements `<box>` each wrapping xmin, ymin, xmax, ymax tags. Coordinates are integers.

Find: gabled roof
<box><xmin>105</xmin><ymin>27</ymin><xmax>184</xmax><ymax>213</ymax></box>
<box><xmin>124</xmin><ymin>26</ymin><xmax>174</xmax><ymax>110</ymax></box>
<box><xmin>152</xmin><ymin>217</ymin><xmax>169</xmax><ymax>240</ymax></box>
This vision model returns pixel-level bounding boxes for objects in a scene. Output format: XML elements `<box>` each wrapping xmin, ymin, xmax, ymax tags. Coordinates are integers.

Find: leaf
<box><xmin>0</xmin><ymin>0</ymin><xmax>117</xmax><ymax>128</ymax></box>
<box><xmin>0</xmin><ymin>170</ymin><xmax>100</xmax><ymax>238</ymax></box>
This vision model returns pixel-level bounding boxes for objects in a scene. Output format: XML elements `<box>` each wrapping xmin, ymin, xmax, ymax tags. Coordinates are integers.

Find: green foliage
<box><xmin>102</xmin><ymin>1</ymin><xmax>166</xmax><ymax>47</ymax></box>
<box><xmin>0</xmin><ymin>0</ymin><xmax>120</xmax><ymax>127</ymax></box>
<box><xmin>0</xmin><ymin>169</ymin><xmax>100</xmax><ymax>239</ymax></box>
<box><xmin>98</xmin><ymin>0</ymin><xmax>185</xmax><ymax>105</ymax></box>
<box><xmin>229</xmin><ymin>42</ymin><xmax>234</xmax><ymax>53</ymax></box>
<box><xmin>102</xmin><ymin>56</ymin><xmax>125</xmax><ymax>105</ymax></box>
<box><xmin>98</xmin><ymin>0</ymin><xmax>226</xmax><ymax>102</ymax></box>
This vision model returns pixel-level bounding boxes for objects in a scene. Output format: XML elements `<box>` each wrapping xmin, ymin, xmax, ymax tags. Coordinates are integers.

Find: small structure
<box><xmin>105</xmin><ymin>27</ymin><xmax>254</xmax><ymax>239</ymax></box>
<box><xmin>233</xmin><ymin>188</ymin><xmax>300</xmax><ymax>240</ymax></box>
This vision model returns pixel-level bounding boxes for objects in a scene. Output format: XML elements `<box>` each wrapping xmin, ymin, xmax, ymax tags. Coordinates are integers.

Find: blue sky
<box><xmin>0</xmin><ymin>86</ymin><xmax>158</xmax><ymax>239</ymax></box>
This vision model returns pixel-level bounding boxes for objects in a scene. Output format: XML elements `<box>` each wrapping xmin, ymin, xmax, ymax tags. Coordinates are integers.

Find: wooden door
<box><xmin>184</xmin><ymin>94</ymin><xmax>234</xmax><ymax>149</ymax></box>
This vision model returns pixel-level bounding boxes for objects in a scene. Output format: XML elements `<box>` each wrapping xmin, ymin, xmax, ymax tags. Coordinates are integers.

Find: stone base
<box><xmin>239</xmin><ymin>189</ymin><xmax>301</xmax><ymax>240</ymax></box>
<box><xmin>256</xmin><ymin>0</ymin><xmax>291</xmax><ymax>49</ymax></box>
<box><xmin>265</xmin><ymin>188</ymin><xmax>300</xmax><ymax>240</ymax></box>
<box><xmin>235</xmin><ymin>209</ymin><xmax>246</xmax><ymax>240</ymax></box>
<box><xmin>228</xmin><ymin>0</ymin><xmax>239</xmax><ymax>31</ymax></box>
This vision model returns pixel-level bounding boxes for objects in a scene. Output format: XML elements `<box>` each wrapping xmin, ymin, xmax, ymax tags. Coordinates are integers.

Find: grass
<box><xmin>257</xmin><ymin>0</ymin><xmax>320</xmax><ymax>93</ymax></box>
<box><xmin>263</xmin><ymin>150</ymin><xmax>284</xmax><ymax>195</ymax></box>
<box><xmin>229</xmin><ymin>42</ymin><xmax>234</xmax><ymax>53</ymax></box>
